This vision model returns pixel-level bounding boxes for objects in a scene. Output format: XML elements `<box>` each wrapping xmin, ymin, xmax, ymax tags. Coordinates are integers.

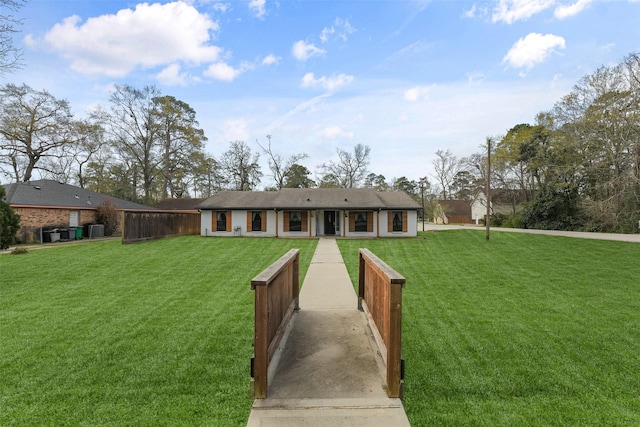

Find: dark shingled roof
<box><xmin>155</xmin><ymin>198</ymin><xmax>206</xmax><ymax>210</ymax></box>
<box><xmin>438</xmin><ymin>199</ymin><xmax>471</xmax><ymax>216</ymax></box>
<box><xmin>196</xmin><ymin>188</ymin><xmax>420</xmax><ymax>210</ymax></box>
<box><xmin>3</xmin><ymin>180</ymin><xmax>155</xmax><ymax>210</ymax></box>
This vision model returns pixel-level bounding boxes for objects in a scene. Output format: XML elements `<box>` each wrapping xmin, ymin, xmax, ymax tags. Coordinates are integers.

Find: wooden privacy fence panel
<box><xmin>122</xmin><ymin>210</ymin><xmax>200</xmax><ymax>243</ymax></box>
<box><xmin>251</xmin><ymin>249</ymin><xmax>300</xmax><ymax>399</ymax></box>
<box><xmin>446</xmin><ymin>214</ymin><xmax>472</xmax><ymax>224</ymax></box>
<box><xmin>358</xmin><ymin>248</ymin><xmax>406</xmax><ymax>398</ymax></box>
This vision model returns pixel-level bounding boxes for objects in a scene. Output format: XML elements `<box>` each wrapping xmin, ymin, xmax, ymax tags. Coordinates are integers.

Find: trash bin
<box><xmin>69</xmin><ymin>227</ymin><xmax>76</xmax><ymax>240</ymax></box>
<box><xmin>60</xmin><ymin>229</ymin><xmax>69</xmax><ymax>240</ymax></box>
<box><xmin>50</xmin><ymin>231</ymin><xmax>61</xmax><ymax>242</ymax></box>
<box><xmin>42</xmin><ymin>230</ymin><xmax>52</xmax><ymax>243</ymax></box>
<box><xmin>75</xmin><ymin>226</ymin><xmax>83</xmax><ymax>240</ymax></box>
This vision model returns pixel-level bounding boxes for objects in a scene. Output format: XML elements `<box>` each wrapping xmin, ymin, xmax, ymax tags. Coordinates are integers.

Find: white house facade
<box><xmin>196</xmin><ymin>188</ymin><xmax>420</xmax><ymax>238</ymax></box>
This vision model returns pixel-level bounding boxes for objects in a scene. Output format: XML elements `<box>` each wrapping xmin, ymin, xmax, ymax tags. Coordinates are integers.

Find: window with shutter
<box><xmin>216</xmin><ymin>211</ymin><xmax>227</xmax><ymax>231</ymax></box>
<box><xmin>288</xmin><ymin>210</ymin><xmax>302</xmax><ymax>231</ymax></box>
<box><xmin>355</xmin><ymin>211</ymin><xmax>368</xmax><ymax>232</ymax></box>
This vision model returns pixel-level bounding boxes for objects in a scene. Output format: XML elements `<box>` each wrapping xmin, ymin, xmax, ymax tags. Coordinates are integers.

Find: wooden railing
<box><xmin>121</xmin><ymin>210</ymin><xmax>200</xmax><ymax>243</ymax></box>
<box><xmin>250</xmin><ymin>249</ymin><xmax>300</xmax><ymax>399</ymax></box>
<box><xmin>358</xmin><ymin>248</ymin><xmax>406</xmax><ymax>398</ymax></box>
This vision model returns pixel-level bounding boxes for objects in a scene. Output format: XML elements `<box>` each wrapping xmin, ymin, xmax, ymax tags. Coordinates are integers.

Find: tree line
<box><xmin>0</xmin><ymin>82</ymin><xmax>393</xmax><ymax>204</ymax></box>
<box><xmin>428</xmin><ymin>52</ymin><xmax>640</xmax><ymax>233</ymax></box>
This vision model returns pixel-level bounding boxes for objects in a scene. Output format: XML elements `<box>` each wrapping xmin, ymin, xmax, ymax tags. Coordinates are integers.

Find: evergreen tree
<box><xmin>0</xmin><ymin>186</ymin><xmax>20</xmax><ymax>248</ymax></box>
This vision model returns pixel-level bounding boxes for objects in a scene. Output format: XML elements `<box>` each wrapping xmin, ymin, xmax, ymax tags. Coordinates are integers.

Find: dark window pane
<box><xmin>252</xmin><ymin>211</ymin><xmax>262</xmax><ymax>231</ymax></box>
<box><xmin>392</xmin><ymin>211</ymin><xmax>402</xmax><ymax>232</ymax></box>
<box><xmin>216</xmin><ymin>211</ymin><xmax>227</xmax><ymax>231</ymax></box>
<box><xmin>289</xmin><ymin>210</ymin><xmax>302</xmax><ymax>232</ymax></box>
<box><xmin>355</xmin><ymin>212</ymin><xmax>367</xmax><ymax>232</ymax></box>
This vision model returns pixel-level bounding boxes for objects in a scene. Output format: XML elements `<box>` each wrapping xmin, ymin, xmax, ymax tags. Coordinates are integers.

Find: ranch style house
<box><xmin>196</xmin><ymin>188</ymin><xmax>421</xmax><ymax>238</ymax></box>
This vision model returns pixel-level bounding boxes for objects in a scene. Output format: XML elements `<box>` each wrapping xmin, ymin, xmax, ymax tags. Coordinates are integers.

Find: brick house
<box><xmin>3</xmin><ymin>180</ymin><xmax>154</xmax><ymax>242</ymax></box>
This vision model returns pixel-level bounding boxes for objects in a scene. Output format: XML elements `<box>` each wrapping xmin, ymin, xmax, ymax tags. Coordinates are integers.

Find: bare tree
<box><xmin>40</xmin><ymin>119</ymin><xmax>105</xmax><ymax>187</ymax></box>
<box><xmin>0</xmin><ymin>0</ymin><xmax>26</xmax><ymax>75</ymax></box>
<box><xmin>256</xmin><ymin>134</ymin><xmax>308</xmax><ymax>190</ymax></box>
<box><xmin>432</xmin><ymin>149</ymin><xmax>460</xmax><ymax>199</ymax></box>
<box><xmin>219</xmin><ymin>141</ymin><xmax>262</xmax><ymax>191</ymax></box>
<box><xmin>99</xmin><ymin>84</ymin><xmax>162</xmax><ymax>205</ymax></box>
<box><xmin>0</xmin><ymin>83</ymin><xmax>76</xmax><ymax>182</ymax></box>
<box><xmin>319</xmin><ymin>144</ymin><xmax>371</xmax><ymax>188</ymax></box>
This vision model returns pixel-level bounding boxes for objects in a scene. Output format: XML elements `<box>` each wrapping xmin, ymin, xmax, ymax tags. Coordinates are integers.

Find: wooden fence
<box><xmin>121</xmin><ymin>210</ymin><xmax>201</xmax><ymax>244</ymax></box>
<box><xmin>250</xmin><ymin>249</ymin><xmax>300</xmax><ymax>399</ymax></box>
<box><xmin>358</xmin><ymin>248</ymin><xmax>406</xmax><ymax>398</ymax></box>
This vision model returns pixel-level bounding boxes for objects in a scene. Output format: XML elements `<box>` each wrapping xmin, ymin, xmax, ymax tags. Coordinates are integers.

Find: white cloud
<box><xmin>466</xmin><ymin>71</ymin><xmax>486</xmax><ymax>84</ymax></box>
<box><xmin>404</xmin><ymin>86</ymin><xmax>432</xmax><ymax>102</ymax></box>
<box><xmin>384</xmin><ymin>40</ymin><xmax>434</xmax><ymax>65</ymax></box>
<box><xmin>292</xmin><ymin>40</ymin><xmax>326</xmax><ymax>61</ymax></box>
<box><xmin>221</xmin><ymin>118</ymin><xmax>251</xmax><ymax>142</ymax></box>
<box><xmin>301</xmin><ymin>72</ymin><xmax>354</xmax><ymax>91</ymax></box>
<box><xmin>320</xmin><ymin>26</ymin><xmax>335</xmax><ymax>43</ymax></box>
<box><xmin>212</xmin><ymin>2</ymin><xmax>231</xmax><ymax>13</ymax></box>
<box><xmin>156</xmin><ymin>63</ymin><xmax>191</xmax><ymax>86</ymax></box>
<box><xmin>334</xmin><ymin>18</ymin><xmax>356</xmax><ymax>42</ymax></box>
<box><xmin>464</xmin><ymin>3</ymin><xmax>490</xmax><ymax>19</ymax></box>
<box><xmin>22</xmin><ymin>33</ymin><xmax>36</xmax><ymax>48</ymax></box>
<box><xmin>248</xmin><ymin>0</ymin><xmax>266</xmax><ymax>18</ymax></box>
<box><xmin>463</xmin><ymin>4</ymin><xmax>479</xmax><ymax>18</ymax></box>
<box><xmin>554</xmin><ymin>0</ymin><xmax>592</xmax><ymax>19</ymax></box>
<box><xmin>204</xmin><ymin>61</ymin><xmax>251</xmax><ymax>81</ymax></box>
<box><xmin>492</xmin><ymin>0</ymin><xmax>555</xmax><ymax>24</ymax></box>
<box><xmin>41</xmin><ymin>2</ymin><xmax>221</xmax><ymax>77</ymax></box>
<box><xmin>503</xmin><ymin>33</ymin><xmax>566</xmax><ymax>71</ymax></box>
<box><xmin>320</xmin><ymin>18</ymin><xmax>355</xmax><ymax>43</ymax></box>
<box><xmin>321</xmin><ymin>126</ymin><xmax>354</xmax><ymax>139</ymax></box>
<box><xmin>600</xmin><ymin>43</ymin><xmax>615</xmax><ymax>52</ymax></box>
<box><xmin>262</xmin><ymin>54</ymin><xmax>281</xmax><ymax>66</ymax></box>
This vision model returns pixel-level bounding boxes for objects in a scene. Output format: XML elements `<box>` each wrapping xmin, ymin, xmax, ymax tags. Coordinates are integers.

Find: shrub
<box><xmin>490</xmin><ymin>212</ymin><xmax>508</xmax><ymax>227</ymax></box>
<box><xmin>95</xmin><ymin>198</ymin><xmax>119</xmax><ymax>236</ymax></box>
<box><xmin>502</xmin><ymin>213</ymin><xmax>524</xmax><ymax>228</ymax></box>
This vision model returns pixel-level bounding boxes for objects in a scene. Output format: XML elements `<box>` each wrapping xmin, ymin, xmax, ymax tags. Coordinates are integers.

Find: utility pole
<box><xmin>486</xmin><ymin>138</ymin><xmax>491</xmax><ymax>241</ymax></box>
<box><xmin>419</xmin><ymin>177</ymin><xmax>426</xmax><ymax>232</ymax></box>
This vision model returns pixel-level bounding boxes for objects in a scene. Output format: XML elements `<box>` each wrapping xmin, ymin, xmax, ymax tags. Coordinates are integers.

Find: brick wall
<box><xmin>12</xmin><ymin>207</ymin><xmax>97</xmax><ymax>243</ymax></box>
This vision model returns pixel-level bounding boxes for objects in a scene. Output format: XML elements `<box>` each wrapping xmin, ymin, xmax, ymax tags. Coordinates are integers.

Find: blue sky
<box><xmin>7</xmin><ymin>0</ymin><xmax>640</xmax><ymax>188</ymax></box>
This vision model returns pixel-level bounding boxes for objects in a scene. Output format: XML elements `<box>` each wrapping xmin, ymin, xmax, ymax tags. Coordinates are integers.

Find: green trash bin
<box><xmin>75</xmin><ymin>226</ymin><xmax>83</xmax><ymax>240</ymax></box>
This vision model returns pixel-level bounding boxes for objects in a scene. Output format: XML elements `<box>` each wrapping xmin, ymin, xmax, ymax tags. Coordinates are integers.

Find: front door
<box><xmin>324</xmin><ymin>211</ymin><xmax>335</xmax><ymax>235</ymax></box>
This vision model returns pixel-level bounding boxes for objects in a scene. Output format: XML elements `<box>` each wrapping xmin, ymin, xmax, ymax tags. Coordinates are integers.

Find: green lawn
<box><xmin>0</xmin><ymin>237</ymin><xmax>318</xmax><ymax>426</ymax></box>
<box><xmin>3</xmin><ymin>232</ymin><xmax>640</xmax><ymax>426</ymax></box>
<box><xmin>337</xmin><ymin>230</ymin><xmax>640</xmax><ymax>426</ymax></box>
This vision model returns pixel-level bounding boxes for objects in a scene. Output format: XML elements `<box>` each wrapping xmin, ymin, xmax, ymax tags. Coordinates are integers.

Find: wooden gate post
<box><xmin>250</xmin><ymin>249</ymin><xmax>300</xmax><ymax>398</ymax></box>
<box><xmin>358</xmin><ymin>248</ymin><xmax>406</xmax><ymax>398</ymax></box>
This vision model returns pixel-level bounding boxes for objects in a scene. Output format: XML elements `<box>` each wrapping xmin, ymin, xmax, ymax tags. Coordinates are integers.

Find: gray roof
<box><xmin>196</xmin><ymin>188</ymin><xmax>420</xmax><ymax>210</ymax></box>
<box><xmin>155</xmin><ymin>198</ymin><xmax>206</xmax><ymax>210</ymax></box>
<box><xmin>3</xmin><ymin>180</ymin><xmax>155</xmax><ymax>210</ymax></box>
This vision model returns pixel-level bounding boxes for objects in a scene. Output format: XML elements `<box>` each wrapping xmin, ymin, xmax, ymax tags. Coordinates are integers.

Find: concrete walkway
<box><xmin>246</xmin><ymin>238</ymin><xmax>410</xmax><ymax>427</ymax></box>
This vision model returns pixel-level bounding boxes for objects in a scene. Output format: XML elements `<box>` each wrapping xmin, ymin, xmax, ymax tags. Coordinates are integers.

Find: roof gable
<box><xmin>438</xmin><ymin>199</ymin><xmax>471</xmax><ymax>216</ymax></box>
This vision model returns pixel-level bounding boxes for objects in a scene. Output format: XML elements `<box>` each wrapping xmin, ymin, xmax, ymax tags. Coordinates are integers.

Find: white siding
<box><xmin>201</xmin><ymin>208</ymin><xmax>418</xmax><ymax>237</ymax></box>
